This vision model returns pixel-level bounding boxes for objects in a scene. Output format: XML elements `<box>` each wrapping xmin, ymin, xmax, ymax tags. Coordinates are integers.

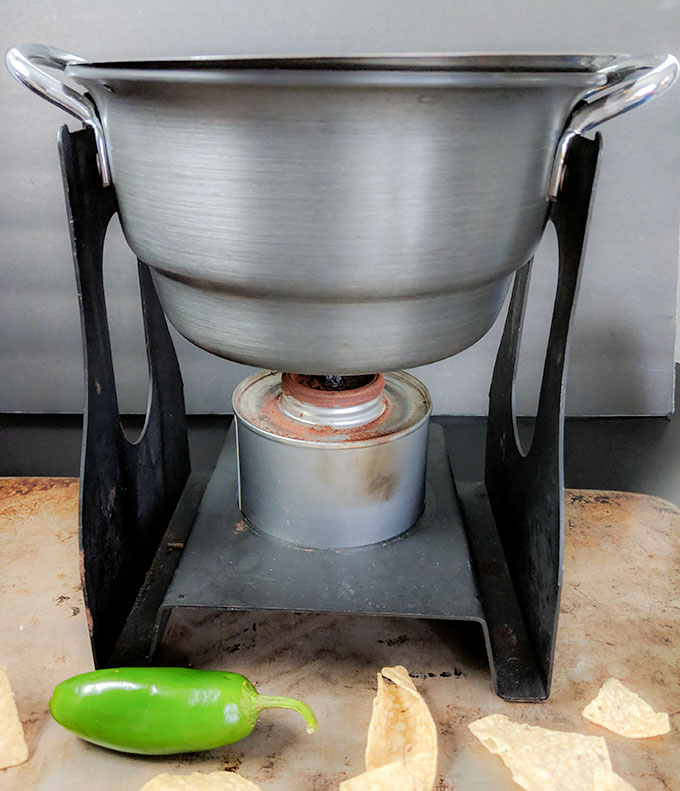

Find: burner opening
<box><xmin>296</xmin><ymin>374</ymin><xmax>376</xmax><ymax>392</ymax></box>
<box><xmin>279</xmin><ymin>372</ymin><xmax>386</xmax><ymax>426</ymax></box>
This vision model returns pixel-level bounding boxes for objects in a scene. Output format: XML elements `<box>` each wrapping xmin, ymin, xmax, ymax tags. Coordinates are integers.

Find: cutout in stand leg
<box><xmin>58</xmin><ymin>127</ymin><xmax>191</xmax><ymax>667</ymax></box>
<box><xmin>459</xmin><ymin>133</ymin><xmax>602</xmax><ymax>699</ymax></box>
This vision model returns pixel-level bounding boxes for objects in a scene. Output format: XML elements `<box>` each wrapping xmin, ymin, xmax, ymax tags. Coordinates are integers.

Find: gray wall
<box><xmin>2</xmin><ymin>0</ymin><xmax>679</xmax><ymax>416</ymax></box>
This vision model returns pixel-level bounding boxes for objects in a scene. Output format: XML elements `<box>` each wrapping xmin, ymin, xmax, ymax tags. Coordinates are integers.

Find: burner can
<box><xmin>232</xmin><ymin>370</ymin><xmax>432</xmax><ymax>548</ymax></box>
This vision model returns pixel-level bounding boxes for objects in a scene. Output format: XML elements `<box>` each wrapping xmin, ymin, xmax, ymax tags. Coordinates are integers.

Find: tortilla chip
<box><xmin>582</xmin><ymin>678</ymin><xmax>670</xmax><ymax>738</ymax></box>
<box><xmin>340</xmin><ymin>761</ymin><xmax>424</xmax><ymax>791</ymax></box>
<box><xmin>365</xmin><ymin>666</ymin><xmax>437</xmax><ymax>791</ymax></box>
<box><xmin>469</xmin><ymin>713</ymin><xmax>611</xmax><ymax>791</ymax></box>
<box><xmin>139</xmin><ymin>772</ymin><xmax>262</xmax><ymax>790</ymax></box>
<box><xmin>0</xmin><ymin>666</ymin><xmax>28</xmax><ymax>769</ymax></box>
<box><xmin>593</xmin><ymin>766</ymin><xmax>638</xmax><ymax>791</ymax></box>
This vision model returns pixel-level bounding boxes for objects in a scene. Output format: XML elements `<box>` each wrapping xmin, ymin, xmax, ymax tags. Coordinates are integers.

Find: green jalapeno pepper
<box><xmin>49</xmin><ymin>667</ymin><xmax>318</xmax><ymax>755</ymax></box>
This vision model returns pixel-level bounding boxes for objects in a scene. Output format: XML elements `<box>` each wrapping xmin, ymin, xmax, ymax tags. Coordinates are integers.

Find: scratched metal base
<box><xmin>151</xmin><ymin>422</ymin><xmax>541</xmax><ymax>700</ymax></box>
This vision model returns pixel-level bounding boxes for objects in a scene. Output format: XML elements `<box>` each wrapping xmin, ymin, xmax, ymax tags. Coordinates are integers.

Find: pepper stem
<box><xmin>253</xmin><ymin>694</ymin><xmax>319</xmax><ymax>734</ymax></box>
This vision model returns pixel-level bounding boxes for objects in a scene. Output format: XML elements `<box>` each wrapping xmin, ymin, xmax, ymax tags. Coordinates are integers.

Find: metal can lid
<box><xmin>233</xmin><ymin>370</ymin><xmax>431</xmax><ymax>447</ymax></box>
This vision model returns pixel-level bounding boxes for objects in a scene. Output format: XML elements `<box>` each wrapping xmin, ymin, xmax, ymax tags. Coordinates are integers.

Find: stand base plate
<box><xmin>154</xmin><ymin>423</ymin><xmax>543</xmax><ymax>700</ymax></box>
<box><xmin>161</xmin><ymin>424</ymin><xmax>482</xmax><ymax>618</ymax></box>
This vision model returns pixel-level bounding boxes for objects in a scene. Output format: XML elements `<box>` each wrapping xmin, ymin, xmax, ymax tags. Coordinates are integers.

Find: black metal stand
<box><xmin>59</xmin><ymin>128</ymin><xmax>191</xmax><ymax>668</ymax></box>
<box><xmin>59</xmin><ymin>125</ymin><xmax>600</xmax><ymax>700</ymax></box>
<box><xmin>458</xmin><ymin>133</ymin><xmax>601</xmax><ymax>697</ymax></box>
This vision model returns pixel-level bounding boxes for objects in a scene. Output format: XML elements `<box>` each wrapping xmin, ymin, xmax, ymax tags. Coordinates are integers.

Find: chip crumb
<box><xmin>365</xmin><ymin>665</ymin><xmax>437</xmax><ymax>791</ymax></box>
<box><xmin>469</xmin><ymin>713</ymin><xmax>611</xmax><ymax>791</ymax></box>
<box><xmin>582</xmin><ymin>678</ymin><xmax>670</xmax><ymax>738</ymax></box>
<box><xmin>0</xmin><ymin>666</ymin><xmax>28</xmax><ymax>769</ymax></box>
<box><xmin>138</xmin><ymin>771</ymin><xmax>263</xmax><ymax>790</ymax></box>
<box><xmin>340</xmin><ymin>761</ymin><xmax>424</xmax><ymax>791</ymax></box>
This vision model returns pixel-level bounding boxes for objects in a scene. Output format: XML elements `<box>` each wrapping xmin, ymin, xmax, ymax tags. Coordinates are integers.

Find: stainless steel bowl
<box><xmin>6</xmin><ymin>46</ymin><xmax>678</xmax><ymax>373</ymax></box>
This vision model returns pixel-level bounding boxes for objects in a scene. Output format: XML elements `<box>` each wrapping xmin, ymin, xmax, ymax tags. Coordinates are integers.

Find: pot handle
<box><xmin>5</xmin><ymin>43</ymin><xmax>111</xmax><ymax>185</ymax></box>
<box><xmin>549</xmin><ymin>53</ymin><xmax>679</xmax><ymax>199</ymax></box>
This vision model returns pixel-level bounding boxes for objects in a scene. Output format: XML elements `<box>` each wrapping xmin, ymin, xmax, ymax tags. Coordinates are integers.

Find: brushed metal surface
<box><xmin>6</xmin><ymin>46</ymin><xmax>677</xmax><ymax>374</ymax></box>
<box><xmin>3</xmin><ymin>2</ymin><xmax>680</xmax><ymax>418</ymax></box>
<box><xmin>152</xmin><ymin>267</ymin><xmax>512</xmax><ymax>372</ymax></box>
<box><xmin>74</xmin><ymin>77</ymin><xmax>589</xmax><ymax>372</ymax></box>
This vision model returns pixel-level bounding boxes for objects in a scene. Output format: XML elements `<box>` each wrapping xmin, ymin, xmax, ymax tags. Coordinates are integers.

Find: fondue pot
<box><xmin>6</xmin><ymin>43</ymin><xmax>679</xmax><ymax>700</ymax></box>
<box><xmin>6</xmin><ymin>45</ymin><xmax>678</xmax><ymax>374</ymax></box>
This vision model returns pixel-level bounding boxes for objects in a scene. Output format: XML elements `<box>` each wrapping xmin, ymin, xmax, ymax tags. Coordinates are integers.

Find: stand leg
<box><xmin>59</xmin><ymin>127</ymin><xmax>191</xmax><ymax>667</ymax></box>
<box><xmin>460</xmin><ymin>134</ymin><xmax>602</xmax><ymax>699</ymax></box>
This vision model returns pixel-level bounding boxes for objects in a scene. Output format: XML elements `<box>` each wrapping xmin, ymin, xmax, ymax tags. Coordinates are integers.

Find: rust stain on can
<box><xmin>358</xmin><ymin>445</ymin><xmax>400</xmax><ymax>503</ymax></box>
<box><xmin>233</xmin><ymin>370</ymin><xmax>431</xmax><ymax>446</ymax></box>
<box><xmin>257</xmin><ymin>392</ymin><xmax>395</xmax><ymax>443</ymax></box>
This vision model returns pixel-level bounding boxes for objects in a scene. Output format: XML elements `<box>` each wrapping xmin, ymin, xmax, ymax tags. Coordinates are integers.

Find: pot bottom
<box><xmin>151</xmin><ymin>269</ymin><xmax>512</xmax><ymax>373</ymax></box>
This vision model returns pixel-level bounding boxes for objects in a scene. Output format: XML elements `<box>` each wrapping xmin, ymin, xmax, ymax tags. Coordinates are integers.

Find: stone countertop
<box><xmin>0</xmin><ymin>478</ymin><xmax>678</xmax><ymax>790</ymax></box>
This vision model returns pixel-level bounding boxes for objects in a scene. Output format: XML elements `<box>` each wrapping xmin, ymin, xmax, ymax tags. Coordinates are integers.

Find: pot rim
<box><xmin>66</xmin><ymin>52</ymin><xmax>620</xmax><ymax>88</ymax></box>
